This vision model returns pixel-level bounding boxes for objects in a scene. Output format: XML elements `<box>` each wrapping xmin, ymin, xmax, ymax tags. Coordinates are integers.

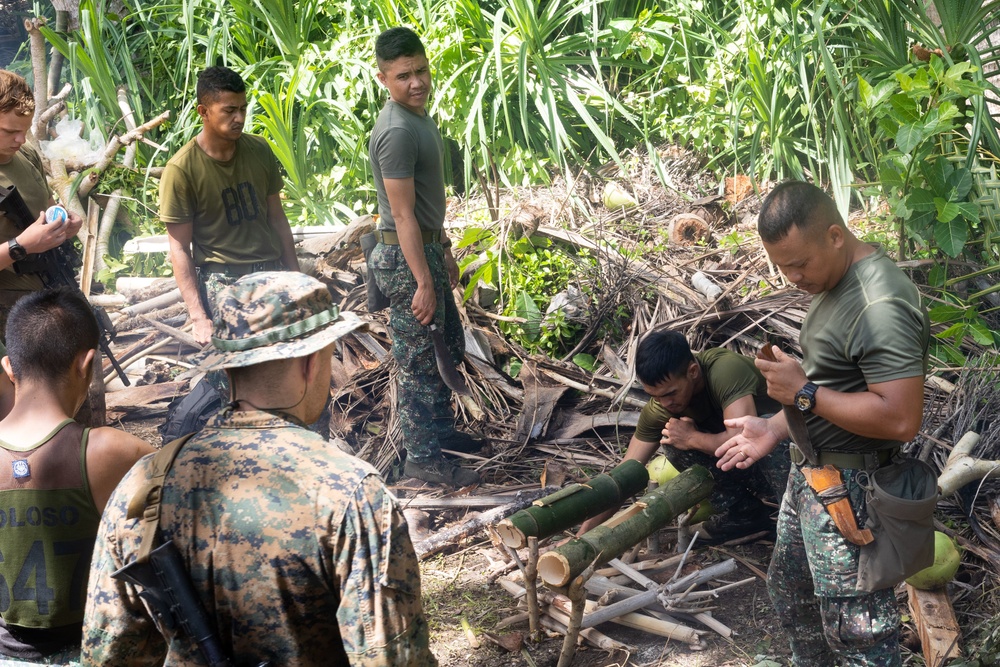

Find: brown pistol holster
<box><xmin>800</xmin><ymin>464</ymin><xmax>874</xmax><ymax>546</ymax></box>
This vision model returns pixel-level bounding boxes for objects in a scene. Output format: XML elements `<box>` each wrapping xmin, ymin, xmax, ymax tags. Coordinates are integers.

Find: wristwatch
<box><xmin>7</xmin><ymin>238</ymin><xmax>26</xmax><ymax>262</ymax></box>
<box><xmin>795</xmin><ymin>382</ymin><xmax>818</xmax><ymax>413</ymax></box>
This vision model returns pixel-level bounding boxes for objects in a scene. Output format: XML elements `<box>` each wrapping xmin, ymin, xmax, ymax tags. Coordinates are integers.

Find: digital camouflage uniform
<box><xmin>768</xmin><ymin>246</ymin><xmax>929</xmax><ymax>667</ymax></box>
<box><xmin>370</xmin><ymin>242</ymin><xmax>463</xmax><ymax>461</ymax></box>
<box><xmin>81</xmin><ymin>273</ymin><xmax>435</xmax><ymax>667</ymax></box>
<box><xmin>634</xmin><ymin>348</ymin><xmax>790</xmax><ymax>515</ymax></box>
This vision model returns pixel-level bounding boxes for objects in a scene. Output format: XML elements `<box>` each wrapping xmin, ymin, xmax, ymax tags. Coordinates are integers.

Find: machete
<box><xmin>757</xmin><ymin>343</ymin><xmax>817</xmax><ymax>465</ymax></box>
<box><xmin>429</xmin><ymin>323</ymin><xmax>471</xmax><ymax>396</ymax></box>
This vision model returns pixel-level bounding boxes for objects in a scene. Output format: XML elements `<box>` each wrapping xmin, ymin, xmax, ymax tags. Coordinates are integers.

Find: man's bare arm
<box><xmin>86</xmin><ymin>429</ymin><xmax>155</xmax><ymax>510</ymax></box>
<box><xmin>166</xmin><ymin>222</ymin><xmax>212</xmax><ymax>345</ymax></box>
<box><xmin>812</xmin><ymin>375</ymin><xmax>925</xmax><ymax>442</ymax></box>
<box><xmin>383</xmin><ymin>176</ymin><xmax>435</xmax><ymax>325</ymax></box>
<box><xmin>266</xmin><ymin>193</ymin><xmax>300</xmax><ymax>271</ymax></box>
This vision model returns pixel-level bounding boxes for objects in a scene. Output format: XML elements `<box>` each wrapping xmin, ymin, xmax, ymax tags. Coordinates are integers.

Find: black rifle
<box><xmin>113</xmin><ymin>540</ymin><xmax>271</xmax><ymax>667</ymax></box>
<box><xmin>0</xmin><ymin>184</ymin><xmax>129</xmax><ymax>385</ymax></box>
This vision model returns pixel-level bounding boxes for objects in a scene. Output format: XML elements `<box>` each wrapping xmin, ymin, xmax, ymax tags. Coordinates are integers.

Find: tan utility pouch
<box><xmin>856</xmin><ymin>458</ymin><xmax>938</xmax><ymax>592</ymax></box>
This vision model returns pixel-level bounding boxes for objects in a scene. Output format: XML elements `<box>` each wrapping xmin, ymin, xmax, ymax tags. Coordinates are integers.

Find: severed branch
<box><xmin>937</xmin><ymin>432</ymin><xmax>1000</xmax><ymax>497</ymax></box>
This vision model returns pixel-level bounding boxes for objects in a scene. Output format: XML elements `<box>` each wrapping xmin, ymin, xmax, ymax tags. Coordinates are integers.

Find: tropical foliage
<box><xmin>18</xmin><ymin>0</ymin><xmax>1000</xmax><ymax>354</ymax></box>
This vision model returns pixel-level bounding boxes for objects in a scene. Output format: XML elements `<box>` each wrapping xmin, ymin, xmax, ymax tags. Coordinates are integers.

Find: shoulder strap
<box><xmin>125</xmin><ymin>433</ymin><xmax>198</xmax><ymax>563</ymax></box>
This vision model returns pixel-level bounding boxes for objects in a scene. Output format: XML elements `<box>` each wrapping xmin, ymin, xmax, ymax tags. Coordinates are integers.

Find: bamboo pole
<box><xmin>537</xmin><ymin>465</ymin><xmax>713</xmax><ymax>587</ymax></box>
<box><xmin>496</xmin><ymin>459</ymin><xmax>649</xmax><ymax>548</ymax></box>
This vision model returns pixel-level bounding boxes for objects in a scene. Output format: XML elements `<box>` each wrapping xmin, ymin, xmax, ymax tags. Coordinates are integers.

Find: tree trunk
<box><xmin>537</xmin><ymin>465</ymin><xmax>713</xmax><ymax>587</ymax></box>
<box><xmin>496</xmin><ymin>459</ymin><xmax>649</xmax><ymax>549</ymax></box>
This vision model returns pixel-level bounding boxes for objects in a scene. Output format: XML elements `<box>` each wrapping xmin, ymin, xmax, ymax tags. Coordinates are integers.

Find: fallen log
<box><xmin>414</xmin><ymin>487</ymin><xmax>554</xmax><ymax>559</ymax></box>
<box><xmin>496</xmin><ymin>460</ymin><xmax>649</xmax><ymax>549</ymax></box>
<box><xmin>537</xmin><ymin>465</ymin><xmax>713</xmax><ymax>587</ymax></box>
<box><xmin>105</xmin><ymin>380</ymin><xmax>189</xmax><ymax>409</ymax></box>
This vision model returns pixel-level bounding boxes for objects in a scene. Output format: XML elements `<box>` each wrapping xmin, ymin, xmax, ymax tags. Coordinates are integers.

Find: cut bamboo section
<box><xmin>496</xmin><ymin>459</ymin><xmax>649</xmax><ymax>548</ymax></box>
<box><xmin>537</xmin><ymin>465</ymin><xmax>713</xmax><ymax>587</ymax></box>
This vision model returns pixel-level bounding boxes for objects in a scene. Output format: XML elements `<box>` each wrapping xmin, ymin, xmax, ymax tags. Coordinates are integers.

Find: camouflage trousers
<box><xmin>768</xmin><ymin>465</ymin><xmax>900</xmax><ymax>667</ymax></box>
<box><xmin>370</xmin><ymin>242</ymin><xmax>463</xmax><ymax>462</ymax></box>
<box><xmin>196</xmin><ymin>271</ymin><xmax>237</xmax><ymax>397</ymax></box>
<box><xmin>663</xmin><ymin>437</ymin><xmax>790</xmax><ymax>515</ymax></box>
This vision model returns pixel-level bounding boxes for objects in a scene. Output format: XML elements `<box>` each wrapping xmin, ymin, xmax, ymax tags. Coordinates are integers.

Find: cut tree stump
<box><xmin>906</xmin><ymin>583</ymin><xmax>961</xmax><ymax>667</ymax></box>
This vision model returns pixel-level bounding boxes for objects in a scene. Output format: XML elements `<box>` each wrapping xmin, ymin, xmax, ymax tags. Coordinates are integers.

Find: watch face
<box><xmin>795</xmin><ymin>394</ymin><xmax>812</xmax><ymax>411</ymax></box>
<box><xmin>8</xmin><ymin>239</ymin><xmax>25</xmax><ymax>261</ymax></box>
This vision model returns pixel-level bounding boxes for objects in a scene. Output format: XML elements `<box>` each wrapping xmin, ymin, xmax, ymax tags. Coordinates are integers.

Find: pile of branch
<box><xmin>497</xmin><ymin>551</ymin><xmax>755</xmax><ymax>651</ymax></box>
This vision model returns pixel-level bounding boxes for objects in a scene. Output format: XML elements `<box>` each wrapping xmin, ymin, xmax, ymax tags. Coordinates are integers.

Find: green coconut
<box><xmin>647</xmin><ymin>456</ymin><xmax>713</xmax><ymax>522</ymax></box>
<box><xmin>647</xmin><ymin>455</ymin><xmax>680</xmax><ymax>485</ymax></box>
<box><xmin>905</xmin><ymin>531</ymin><xmax>961</xmax><ymax>590</ymax></box>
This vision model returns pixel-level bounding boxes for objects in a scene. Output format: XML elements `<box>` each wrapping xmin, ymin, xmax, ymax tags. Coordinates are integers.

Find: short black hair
<box><xmin>375</xmin><ymin>27</ymin><xmax>426</xmax><ymax>69</ymax></box>
<box><xmin>758</xmin><ymin>181</ymin><xmax>844</xmax><ymax>244</ymax></box>
<box><xmin>635</xmin><ymin>329</ymin><xmax>694</xmax><ymax>386</ymax></box>
<box><xmin>196</xmin><ymin>66</ymin><xmax>246</xmax><ymax>105</ymax></box>
<box><xmin>5</xmin><ymin>288</ymin><xmax>99</xmax><ymax>384</ymax></box>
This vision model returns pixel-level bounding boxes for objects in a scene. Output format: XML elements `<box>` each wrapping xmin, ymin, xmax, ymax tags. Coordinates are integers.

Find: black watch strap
<box><xmin>7</xmin><ymin>238</ymin><xmax>26</xmax><ymax>262</ymax></box>
<box><xmin>795</xmin><ymin>382</ymin><xmax>818</xmax><ymax>413</ymax></box>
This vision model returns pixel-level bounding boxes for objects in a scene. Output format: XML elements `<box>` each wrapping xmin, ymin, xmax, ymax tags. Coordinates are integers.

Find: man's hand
<box><xmin>755</xmin><ymin>345</ymin><xmax>809</xmax><ymax>404</ymax></box>
<box><xmin>715</xmin><ymin>415</ymin><xmax>780</xmax><ymax>470</ymax></box>
<box><xmin>191</xmin><ymin>316</ymin><xmax>213</xmax><ymax>345</ymax></box>
<box><xmin>17</xmin><ymin>210</ymin><xmax>77</xmax><ymax>254</ymax></box>
<box><xmin>444</xmin><ymin>247</ymin><xmax>460</xmax><ymax>290</ymax></box>
<box><xmin>661</xmin><ymin>417</ymin><xmax>700</xmax><ymax>451</ymax></box>
<box><xmin>411</xmin><ymin>282</ymin><xmax>437</xmax><ymax>325</ymax></box>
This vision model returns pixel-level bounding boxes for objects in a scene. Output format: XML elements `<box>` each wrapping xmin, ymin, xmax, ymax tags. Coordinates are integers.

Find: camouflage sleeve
<box><xmin>80</xmin><ymin>477</ymin><xmax>167</xmax><ymax>667</ymax></box>
<box><xmin>333</xmin><ymin>474</ymin><xmax>438</xmax><ymax>666</ymax></box>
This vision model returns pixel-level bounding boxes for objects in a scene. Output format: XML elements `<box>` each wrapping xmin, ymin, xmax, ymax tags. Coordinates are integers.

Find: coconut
<box><xmin>905</xmin><ymin>531</ymin><xmax>961</xmax><ymax>590</ymax></box>
<box><xmin>647</xmin><ymin>455</ymin><xmax>680</xmax><ymax>485</ymax></box>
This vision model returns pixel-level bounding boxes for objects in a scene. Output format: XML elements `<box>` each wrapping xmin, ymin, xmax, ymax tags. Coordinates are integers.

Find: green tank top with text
<box><xmin>0</xmin><ymin>420</ymin><xmax>100</xmax><ymax>629</ymax></box>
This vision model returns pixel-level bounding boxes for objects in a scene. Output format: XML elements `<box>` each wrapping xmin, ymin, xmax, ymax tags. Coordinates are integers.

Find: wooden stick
<box><xmin>140</xmin><ymin>315</ymin><xmax>202</xmax><ymax>349</ymax></box>
<box><xmin>580</xmin><ymin>559</ymin><xmax>737</xmax><ymax>629</ymax></box>
<box><xmin>539</xmin><ymin>368</ymin><xmax>648</xmax><ymax>409</ymax></box>
<box><xmin>525</xmin><ymin>537</ymin><xmax>541</xmax><ymax>642</ymax></box>
<box><xmin>414</xmin><ymin>488</ymin><xmax>551</xmax><ymax>559</ymax></box>
<box><xmin>907</xmin><ymin>583</ymin><xmax>962</xmax><ymax>666</ymax></box>
<box><xmin>556</xmin><ymin>565</ymin><xmax>594</xmax><ymax>667</ymax></box>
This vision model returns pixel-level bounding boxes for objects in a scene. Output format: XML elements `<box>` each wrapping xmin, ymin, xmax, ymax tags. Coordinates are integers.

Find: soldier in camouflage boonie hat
<box><xmin>199</xmin><ymin>271</ymin><xmax>364</xmax><ymax>371</ymax></box>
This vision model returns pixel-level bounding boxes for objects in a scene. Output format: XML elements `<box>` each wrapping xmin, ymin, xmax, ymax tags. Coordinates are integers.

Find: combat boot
<box><xmin>404</xmin><ymin>455</ymin><xmax>480</xmax><ymax>487</ymax></box>
<box><xmin>439</xmin><ymin>430</ymin><xmax>488</xmax><ymax>454</ymax></box>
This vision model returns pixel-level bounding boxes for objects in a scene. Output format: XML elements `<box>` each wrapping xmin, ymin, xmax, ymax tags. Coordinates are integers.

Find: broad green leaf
<box><xmin>934</xmin><ymin>198</ymin><xmax>961</xmax><ymax>223</ymax></box>
<box><xmin>921</xmin><ymin>157</ymin><xmax>952</xmax><ymax>196</ymax></box>
<box><xmin>927</xmin><ymin>304</ymin><xmax>967</xmax><ymax>323</ymax></box>
<box><xmin>894</xmin><ymin>123</ymin><xmax>924</xmax><ymax>154</ymax></box>
<box><xmin>954</xmin><ymin>201</ymin><xmax>979</xmax><ymax>223</ymax></box>
<box><xmin>906</xmin><ymin>188</ymin><xmax>936</xmax><ymax>211</ymax></box>
<box><xmin>946</xmin><ymin>168</ymin><xmax>973</xmax><ymax>201</ymax></box>
<box><xmin>934</xmin><ymin>219</ymin><xmax>968</xmax><ymax>257</ymax></box>
<box><xmin>927</xmin><ymin>265</ymin><xmax>948</xmax><ymax>287</ymax></box>
<box><xmin>515</xmin><ymin>290</ymin><xmax>541</xmax><ymax>342</ymax></box>
<box><xmin>572</xmin><ymin>353</ymin><xmax>596</xmax><ymax>372</ymax></box>
<box><xmin>968</xmin><ymin>321</ymin><xmax>996</xmax><ymax>347</ymax></box>
<box><xmin>857</xmin><ymin>75</ymin><xmax>875</xmax><ymax>109</ymax></box>
<box><xmin>936</xmin><ymin>322</ymin><xmax>966</xmax><ymax>342</ymax></box>
<box><xmin>889</xmin><ymin>93</ymin><xmax>920</xmax><ymax>124</ymax></box>
<box><xmin>878</xmin><ymin>165</ymin><xmax>904</xmax><ymax>190</ymax></box>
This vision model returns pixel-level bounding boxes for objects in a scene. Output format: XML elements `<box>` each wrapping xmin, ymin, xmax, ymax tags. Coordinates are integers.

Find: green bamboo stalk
<box><xmin>537</xmin><ymin>465</ymin><xmax>713</xmax><ymax>587</ymax></box>
<box><xmin>496</xmin><ymin>459</ymin><xmax>648</xmax><ymax>549</ymax></box>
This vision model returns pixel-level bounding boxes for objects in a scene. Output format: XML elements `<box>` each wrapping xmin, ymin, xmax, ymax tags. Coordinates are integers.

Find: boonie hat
<box><xmin>198</xmin><ymin>271</ymin><xmax>364</xmax><ymax>371</ymax></box>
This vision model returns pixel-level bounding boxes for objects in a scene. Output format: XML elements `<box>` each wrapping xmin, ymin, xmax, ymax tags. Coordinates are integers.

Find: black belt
<box><xmin>375</xmin><ymin>229</ymin><xmax>442</xmax><ymax>245</ymax></box>
<box><xmin>790</xmin><ymin>442</ymin><xmax>898</xmax><ymax>469</ymax></box>
<box><xmin>197</xmin><ymin>261</ymin><xmax>283</xmax><ymax>277</ymax></box>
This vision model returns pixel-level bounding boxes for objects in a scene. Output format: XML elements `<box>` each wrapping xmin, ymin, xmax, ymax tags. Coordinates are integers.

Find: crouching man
<box><xmin>0</xmin><ymin>288</ymin><xmax>153</xmax><ymax>661</ymax></box>
<box><xmin>82</xmin><ymin>272</ymin><xmax>437</xmax><ymax>666</ymax></box>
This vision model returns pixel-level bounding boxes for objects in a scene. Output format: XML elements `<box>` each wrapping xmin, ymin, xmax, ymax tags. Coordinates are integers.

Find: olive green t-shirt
<box><xmin>800</xmin><ymin>245</ymin><xmax>929</xmax><ymax>453</ymax></box>
<box><xmin>635</xmin><ymin>348</ymin><xmax>779</xmax><ymax>442</ymax></box>
<box><xmin>0</xmin><ymin>144</ymin><xmax>48</xmax><ymax>291</ymax></box>
<box><xmin>159</xmin><ymin>134</ymin><xmax>284</xmax><ymax>265</ymax></box>
<box><xmin>369</xmin><ymin>101</ymin><xmax>446</xmax><ymax>232</ymax></box>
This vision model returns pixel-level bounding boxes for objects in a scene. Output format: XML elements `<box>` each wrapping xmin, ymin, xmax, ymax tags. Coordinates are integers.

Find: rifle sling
<box><xmin>125</xmin><ymin>433</ymin><xmax>197</xmax><ymax>563</ymax></box>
